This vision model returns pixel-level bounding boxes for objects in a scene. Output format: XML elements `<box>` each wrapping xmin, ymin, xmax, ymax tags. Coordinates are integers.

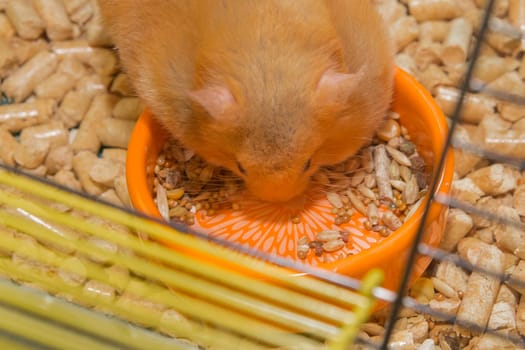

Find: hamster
<box><xmin>98</xmin><ymin>0</ymin><xmax>394</xmax><ymax>202</ymax></box>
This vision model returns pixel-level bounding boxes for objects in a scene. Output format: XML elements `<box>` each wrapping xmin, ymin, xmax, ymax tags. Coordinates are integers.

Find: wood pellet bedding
<box><xmin>1</xmin><ymin>0</ymin><xmax>525</xmax><ymax>348</ymax></box>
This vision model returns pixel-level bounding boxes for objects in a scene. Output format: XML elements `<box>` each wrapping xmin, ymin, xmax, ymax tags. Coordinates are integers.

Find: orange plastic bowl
<box><xmin>126</xmin><ymin>67</ymin><xmax>454</xmax><ymax>292</ymax></box>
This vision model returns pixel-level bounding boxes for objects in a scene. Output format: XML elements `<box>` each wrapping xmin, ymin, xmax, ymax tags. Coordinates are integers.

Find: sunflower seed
<box><xmin>403</xmin><ymin>175</ymin><xmax>419</xmax><ymax>205</ymax></box>
<box><xmin>386</xmin><ymin>145</ymin><xmax>412</xmax><ymax>167</ymax></box>
<box><xmin>347</xmin><ymin>190</ymin><xmax>367</xmax><ymax>215</ymax></box>
<box><xmin>390</xmin><ymin>180</ymin><xmax>406</xmax><ymax>192</ymax></box>
<box><xmin>358</xmin><ymin>184</ymin><xmax>376</xmax><ymax>200</ymax></box>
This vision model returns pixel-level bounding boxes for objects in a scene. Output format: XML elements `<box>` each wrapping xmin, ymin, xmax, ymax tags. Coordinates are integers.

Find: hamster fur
<box><xmin>98</xmin><ymin>0</ymin><xmax>394</xmax><ymax>202</ymax></box>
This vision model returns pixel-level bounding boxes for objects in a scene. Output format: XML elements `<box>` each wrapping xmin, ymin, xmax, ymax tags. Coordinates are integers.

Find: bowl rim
<box><xmin>126</xmin><ymin>67</ymin><xmax>455</xmax><ymax>276</ymax></box>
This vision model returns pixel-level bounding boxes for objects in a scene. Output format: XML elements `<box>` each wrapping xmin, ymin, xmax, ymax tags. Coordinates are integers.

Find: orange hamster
<box><xmin>98</xmin><ymin>0</ymin><xmax>394</xmax><ymax>202</ymax></box>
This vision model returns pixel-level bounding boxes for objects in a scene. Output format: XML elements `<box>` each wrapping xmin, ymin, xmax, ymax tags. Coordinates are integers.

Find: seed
<box><xmin>298</xmin><ymin>236</ymin><xmax>309</xmax><ymax>246</ymax></box>
<box><xmin>206</xmin><ymin>209</ymin><xmax>216</xmax><ymax>216</ymax></box>
<box><xmin>358</xmin><ymin>184</ymin><xmax>376</xmax><ymax>200</ymax></box>
<box><xmin>350</xmin><ymin>170</ymin><xmax>366</xmax><ymax>187</ymax></box>
<box><xmin>399</xmin><ymin>166</ymin><xmax>412</xmax><ymax>182</ymax></box>
<box><xmin>361</xmin><ymin>148</ymin><xmax>374</xmax><ymax>173</ymax></box>
<box><xmin>316</xmin><ymin>230</ymin><xmax>341</xmax><ymax>242</ymax></box>
<box><xmin>166</xmin><ymin>187</ymin><xmax>185</xmax><ymax>200</ymax></box>
<box><xmin>340</xmin><ymin>231</ymin><xmax>349</xmax><ymax>243</ymax></box>
<box><xmin>403</xmin><ymin>175</ymin><xmax>419</xmax><ymax>205</ymax></box>
<box><xmin>390</xmin><ymin>180</ymin><xmax>406</xmax><ymax>192</ymax></box>
<box><xmin>405</xmin><ymin>197</ymin><xmax>424</xmax><ymax>222</ymax></box>
<box><xmin>291</xmin><ymin>215</ymin><xmax>301</xmax><ymax>224</ymax></box>
<box><xmin>371</xmin><ymin>224</ymin><xmax>386</xmax><ymax>232</ymax></box>
<box><xmin>322</xmin><ymin>239</ymin><xmax>345</xmax><ymax>252</ymax></box>
<box><xmin>157</xmin><ymin>154</ymin><xmax>166</xmax><ymax>165</ymax></box>
<box><xmin>367</xmin><ymin>203</ymin><xmax>380</xmax><ymax>226</ymax></box>
<box><xmin>364</xmin><ymin>174</ymin><xmax>376</xmax><ymax>188</ymax></box>
<box><xmin>376</xmin><ymin>119</ymin><xmax>401</xmax><ymax>141</ymax></box>
<box><xmin>389</xmin><ymin>111</ymin><xmax>400</xmax><ymax>120</ymax></box>
<box><xmin>382</xmin><ymin>211</ymin><xmax>402</xmax><ymax>231</ymax></box>
<box><xmin>309</xmin><ymin>241</ymin><xmax>324</xmax><ymax>256</ymax></box>
<box><xmin>389</xmin><ymin>161</ymin><xmax>400</xmax><ymax>179</ymax></box>
<box><xmin>165</xmin><ymin>169</ymin><xmax>181</xmax><ymax>188</ymax></box>
<box><xmin>410</xmin><ymin>155</ymin><xmax>426</xmax><ymax>172</ymax></box>
<box><xmin>169</xmin><ymin>206</ymin><xmax>188</xmax><ymax>218</ymax></box>
<box><xmin>327</xmin><ymin>192</ymin><xmax>344</xmax><ymax>208</ymax></box>
<box><xmin>386</xmin><ymin>145</ymin><xmax>412</xmax><ymax>167</ymax></box>
<box><xmin>346</xmin><ymin>190</ymin><xmax>367</xmax><ymax>215</ymax></box>
<box><xmin>156</xmin><ymin>185</ymin><xmax>170</xmax><ymax>221</ymax></box>
<box><xmin>410</xmin><ymin>277</ymin><xmax>435</xmax><ymax>304</ymax></box>
<box><xmin>416</xmin><ymin>172</ymin><xmax>427</xmax><ymax>189</ymax></box>
<box><xmin>297</xmin><ymin>237</ymin><xmax>310</xmax><ymax>259</ymax></box>
<box><xmin>387</xmin><ymin>136</ymin><xmax>402</xmax><ymax>149</ymax></box>
<box><xmin>399</xmin><ymin>140</ymin><xmax>416</xmax><ymax>155</ymax></box>
<box><xmin>431</xmin><ymin>277</ymin><xmax>457</xmax><ymax>299</ymax></box>
<box><xmin>334</xmin><ymin>216</ymin><xmax>345</xmax><ymax>225</ymax></box>
<box><xmin>297</xmin><ymin>245</ymin><xmax>309</xmax><ymax>259</ymax></box>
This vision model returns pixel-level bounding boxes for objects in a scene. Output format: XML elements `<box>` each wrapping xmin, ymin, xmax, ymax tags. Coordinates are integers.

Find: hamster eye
<box><xmin>237</xmin><ymin>161</ymin><xmax>246</xmax><ymax>175</ymax></box>
<box><xmin>303</xmin><ymin>158</ymin><xmax>312</xmax><ymax>172</ymax></box>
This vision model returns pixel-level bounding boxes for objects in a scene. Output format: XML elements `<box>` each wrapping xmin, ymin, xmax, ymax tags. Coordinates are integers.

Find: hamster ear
<box><xmin>315</xmin><ymin>67</ymin><xmax>365</xmax><ymax>105</ymax></box>
<box><xmin>189</xmin><ymin>85</ymin><xmax>236</xmax><ymax>119</ymax></box>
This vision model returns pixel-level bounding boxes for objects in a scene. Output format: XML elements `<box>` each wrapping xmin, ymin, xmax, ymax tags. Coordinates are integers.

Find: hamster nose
<box><xmin>247</xmin><ymin>178</ymin><xmax>308</xmax><ymax>202</ymax></box>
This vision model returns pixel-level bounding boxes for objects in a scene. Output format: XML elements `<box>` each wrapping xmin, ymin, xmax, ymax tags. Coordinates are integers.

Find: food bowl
<box><xmin>126</xmin><ymin>67</ymin><xmax>454</xmax><ymax>292</ymax></box>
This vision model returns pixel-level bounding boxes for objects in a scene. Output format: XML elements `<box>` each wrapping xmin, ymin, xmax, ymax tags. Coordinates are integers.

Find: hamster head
<box><xmin>181</xmin><ymin>63</ymin><xmax>382</xmax><ymax>203</ymax></box>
